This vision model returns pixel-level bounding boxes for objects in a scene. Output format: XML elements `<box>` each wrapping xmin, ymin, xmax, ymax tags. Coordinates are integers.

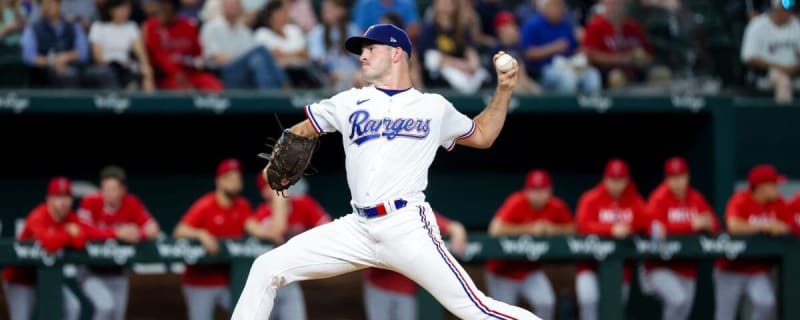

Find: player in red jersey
<box><xmin>575</xmin><ymin>158</ymin><xmax>648</xmax><ymax>320</ymax></box>
<box><xmin>485</xmin><ymin>169</ymin><xmax>574</xmax><ymax>320</ymax></box>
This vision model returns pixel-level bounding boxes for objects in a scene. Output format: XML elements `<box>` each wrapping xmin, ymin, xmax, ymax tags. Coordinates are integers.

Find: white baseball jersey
<box><xmin>304</xmin><ymin>86</ymin><xmax>475</xmax><ymax>207</ymax></box>
<box><xmin>741</xmin><ymin>14</ymin><xmax>800</xmax><ymax>66</ymax></box>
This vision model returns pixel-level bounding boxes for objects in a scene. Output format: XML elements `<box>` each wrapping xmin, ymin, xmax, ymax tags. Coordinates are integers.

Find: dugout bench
<box><xmin>0</xmin><ymin>235</ymin><xmax>798</xmax><ymax>320</ymax></box>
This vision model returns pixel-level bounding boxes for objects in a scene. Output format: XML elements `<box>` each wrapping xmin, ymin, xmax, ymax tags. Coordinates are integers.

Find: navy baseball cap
<box><xmin>345</xmin><ymin>24</ymin><xmax>412</xmax><ymax>56</ymax></box>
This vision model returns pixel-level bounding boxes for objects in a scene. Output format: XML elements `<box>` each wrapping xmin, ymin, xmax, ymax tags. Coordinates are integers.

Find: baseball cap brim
<box><xmin>344</xmin><ymin>37</ymin><xmax>384</xmax><ymax>55</ymax></box>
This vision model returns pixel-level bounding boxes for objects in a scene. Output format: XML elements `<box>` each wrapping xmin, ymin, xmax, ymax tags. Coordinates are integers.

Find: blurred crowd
<box><xmin>3</xmin><ymin>157</ymin><xmax>800</xmax><ymax>320</ymax></box>
<box><xmin>0</xmin><ymin>0</ymin><xmax>796</xmax><ymax>98</ymax></box>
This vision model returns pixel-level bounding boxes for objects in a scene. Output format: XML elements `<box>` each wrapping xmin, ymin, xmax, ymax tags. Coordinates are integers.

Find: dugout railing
<box><xmin>0</xmin><ymin>235</ymin><xmax>798</xmax><ymax>320</ymax></box>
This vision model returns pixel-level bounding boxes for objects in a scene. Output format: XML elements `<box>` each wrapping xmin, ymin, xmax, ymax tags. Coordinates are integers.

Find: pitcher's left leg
<box><xmin>386</xmin><ymin>205</ymin><xmax>540</xmax><ymax>320</ymax></box>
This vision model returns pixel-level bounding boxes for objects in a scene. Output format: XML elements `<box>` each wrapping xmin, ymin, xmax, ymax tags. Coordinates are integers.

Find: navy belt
<box><xmin>355</xmin><ymin>199</ymin><xmax>408</xmax><ymax>218</ymax></box>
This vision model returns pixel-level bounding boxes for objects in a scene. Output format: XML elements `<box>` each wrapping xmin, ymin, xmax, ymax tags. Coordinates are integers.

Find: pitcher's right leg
<box><xmin>232</xmin><ymin>214</ymin><xmax>377</xmax><ymax>320</ymax></box>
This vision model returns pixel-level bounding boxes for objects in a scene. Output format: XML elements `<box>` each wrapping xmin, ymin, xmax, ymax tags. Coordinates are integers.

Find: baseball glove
<box><xmin>258</xmin><ymin>130</ymin><xmax>319</xmax><ymax>194</ymax></box>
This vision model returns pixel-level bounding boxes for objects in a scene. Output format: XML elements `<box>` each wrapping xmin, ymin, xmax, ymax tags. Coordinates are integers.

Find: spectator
<box><xmin>2</xmin><ymin>177</ymin><xmax>126</xmax><ymax>320</ymax></box>
<box><xmin>286</xmin><ymin>0</ymin><xmax>318</xmax><ymax>33</ymax></box>
<box><xmin>492</xmin><ymin>11</ymin><xmax>540</xmax><ymax>93</ymax></box>
<box><xmin>418</xmin><ymin>0</ymin><xmax>489</xmax><ymax>93</ymax></box>
<box><xmin>143</xmin><ymin>0</ymin><xmax>223</xmax><ymax>92</ymax></box>
<box><xmin>362</xmin><ymin>212</ymin><xmax>467</xmax><ymax>320</ymax></box>
<box><xmin>21</xmin><ymin>0</ymin><xmax>115</xmax><ymax>89</ymax></box>
<box><xmin>486</xmin><ymin>169</ymin><xmax>574</xmax><ymax>320</ymax></box>
<box><xmin>200</xmin><ymin>0</ymin><xmax>287</xmax><ymax>90</ymax></box>
<box><xmin>255</xmin><ymin>0</ymin><xmax>320</xmax><ymax>88</ymax></box>
<box><xmin>640</xmin><ymin>157</ymin><xmax>719</xmax><ymax>320</ymax></box>
<box><xmin>583</xmin><ymin>0</ymin><xmax>656</xmax><ymax>89</ymax></box>
<box><xmin>0</xmin><ymin>0</ymin><xmax>27</xmax><ymax>86</ymax></box>
<box><xmin>353</xmin><ymin>0</ymin><xmax>420</xmax><ymax>39</ymax></box>
<box><xmin>249</xmin><ymin>173</ymin><xmax>329</xmax><ymax>319</ymax></box>
<box><xmin>714</xmin><ymin>164</ymin><xmax>791</xmax><ymax>320</ymax></box>
<box><xmin>199</xmin><ymin>0</ymin><xmax>267</xmax><ymax>28</ymax></box>
<box><xmin>521</xmin><ymin>0</ymin><xmax>601</xmax><ymax>93</ymax></box>
<box><xmin>789</xmin><ymin>192</ymin><xmax>800</xmax><ymax>234</ymax></box>
<box><xmin>575</xmin><ymin>158</ymin><xmax>648</xmax><ymax>320</ymax></box>
<box><xmin>173</xmin><ymin>159</ymin><xmax>265</xmax><ymax>320</ymax></box>
<box><xmin>76</xmin><ymin>165</ymin><xmax>161</xmax><ymax>320</ymax></box>
<box><xmin>741</xmin><ymin>0</ymin><xmax>800</xmax><ymax>103</ymax></box>
<box><xmin>307</xmin><ymin>0</ymin><xmax>361</xmax><ymax>91</ymax></box>
<box><xmin>89</xmin><ymin>0</ymin><xmax>155</xmax><ymax>91</ymax></box>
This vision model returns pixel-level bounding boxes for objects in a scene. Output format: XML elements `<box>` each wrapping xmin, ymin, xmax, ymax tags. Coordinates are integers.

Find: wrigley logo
<box><xmin>671</xmin><ymin>95</ymin><xmax>705</xmax><ymax>112</ymax></box>
<box><xmin>699</xmin><ymin>234</ymin><xmax>746</xmax><ymax>259</ymax></box>
<box><xmin>498</xmin><ymin>236</ymin><xmax>550</xmax><ymax>260</ymax></box>
<box><xmin>577</xmin><ymin>95</ymin><xmax>612</xmax><ymax>113</ymax></box>
<box><xmin>633</xmin><ymin>238</ymin><xmax>682</xmax><ymax>260</ymax></box>
<box><xmin>567</xmin><ymin>236</ymin><xmax>616</xmax><ymax>260</ymax></box>
<box><xmin>94</xmin><ymin>93</ymin><xmax>130</xmax><ymax>114</ymax></box>
<box><xmin>13</xmin><ymin>242</ymin><xmax>59</xmax><ymax>266</ymax></box>
<box><xmin>0</xmin><ymin>92</ymin><xmax>29</xmax><ymax>113</ymax></box>
<box><xmin>85</xmin><ymin>240</ymin><xmax>136</xmax><ymax>265</ymax></box>
<box><xmin>225</xmin><ymin>239</ymin><xmax>274</xmax><ymax>258</ymax></box>
<box><xmin>194</xmin><ymin>95</ymin><xmax>230</xmax><ymax>114</ymax></box>
<box><xmin>156</xmin><ymin>240</ymin><xmax>207</xmax><ymax>264</ymax></box>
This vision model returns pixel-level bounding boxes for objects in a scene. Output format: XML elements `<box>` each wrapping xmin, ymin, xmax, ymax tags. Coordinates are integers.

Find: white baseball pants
<box><xmin>232</xmin><ymin>203</ymin><xmax>540</xmax><ymax>320</ymax></box>
<box><xmin>80</xmin><ymin>273</ymin><xmax>129</xmax><ymax>320</ymax></box>
<box><xmin>644</xmin><ymin>268</ymin><xmax>696</xmax><ymax>320</ymax></box>
<box><xmin>713</xmin><ymin>269</ymin><xmax>775</xmax><ymax>320</ymax></box>
<box><xmin>485</xmin><ymin>271</ymin><xmax>556</xmax><ymax>320</ymax></box>
<box><xmin>575</xmin><ymin>271</ymin><xmax>630</xmax><ymax>320</ymax></box>
<box><xmin>2</xmin><ymin>281</ymin><xmax>80</xmax><ymax>320</ymax></box>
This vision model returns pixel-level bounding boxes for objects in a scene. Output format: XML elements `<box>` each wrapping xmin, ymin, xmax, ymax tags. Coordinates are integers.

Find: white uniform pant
<box><xmin>485</xmin><ymin>271</ymin><xmax>555</xmax><ymax>320</ymax></box>
<box><xmin>80</xmin><ymin>273</ymin><xmax>129</xmax><ymax>320</ymax></box>
<box><xmin>232</xmin><ymin>203</ymin><xmax>540</xmax><ymax>320</ymax></box>
<box><xmin>363</xmin><ymin>282</ymin><xmax>416</xmax><ymax>320</ymax></box>
<box><xmin>713</xmin><ymin>269</ymin><xmax>775</xmax><ymax>320</ymax></box>
<box><xmin>2</xmin><ymin>281</ymin><xmax>80</xmax><ymax>320</ymax></box>
<box><xmin>641</xmin><ymin>268</ymin><xmax>696</xmax><ymax>320</ymax></box>
<box><xmin>575</xmin><ymin>271</ymin><xmax>630</xmax><ymax>320</ymax></box>
<box><xmin>182</xmin><ymin>285</ymin><xmax>231</xmax><ymax>320</ymax></box>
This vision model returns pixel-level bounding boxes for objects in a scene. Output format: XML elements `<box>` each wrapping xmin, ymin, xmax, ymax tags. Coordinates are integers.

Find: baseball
<box><xmin>494</xmin><ymin>53</ymin><xmax>516</xmax><ymax>72</ymax></box>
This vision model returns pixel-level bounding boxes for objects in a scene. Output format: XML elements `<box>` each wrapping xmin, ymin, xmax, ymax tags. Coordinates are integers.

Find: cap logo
<box><xmin>390</xmin><ymin>37</ymin><xmax>397</xmax><ymax>43</ymax></box>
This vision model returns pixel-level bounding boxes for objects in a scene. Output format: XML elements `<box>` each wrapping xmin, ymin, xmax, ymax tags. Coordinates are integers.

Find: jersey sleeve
<box><xmin>494</xmin><ymin>194</ymin><xmax>526</xmax><ymax>224</ymax></box>
<box><xmin>76</xmin><ymin>197</ymin><xmax>95</xmax><ymax>224</ymax></box>
<box><xmin>305</xmin><ymin>90</ymin><xmax>351</xmax><ymax>134</ymax></box>
<box><xmin>181</xmin><ymin>199</ymin><xmax>207</xmax><ymax>228</ymax></box>
<box><xmin>130</xmin><ymin>196</ymin><xmax>155</xmax><ymax>226</ymax></box>
<box><xmin>26</xmin><ymin>213</ymin><xmax>72</xmax><ymax>253</ymax></box>
<box><xmin>740</xmin><ymin>18</ymin><xmax>763</xmax><ymax>63</ymax></box>
<box><xmin>548</xmin><ymin>200</ymin><xmax>574</xmax><ymax>224</ymax></box>
<box><xmin>725</xmin><ymin>194</ymin><xmax>747</xmax><ymax>221</ymax></box>
<box><xmin>440</xmin><ymin>99</ymin><xmax>475</xmax><ymax>151</ymax></box>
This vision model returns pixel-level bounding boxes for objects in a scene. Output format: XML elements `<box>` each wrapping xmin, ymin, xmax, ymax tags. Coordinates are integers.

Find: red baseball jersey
<box><xmin>253</xmin><ymin>195</ymin><xmax>331</xmax><ymax>238</ymax></box>
<box><xmin>78</xmin><ymin>193</ymin><xmax>154</xmax><ymax>231</ymax></box>
<box><xmin>179</xmin><ymin>192</ymin><xmax>253</xmax><ymax>286</ymax></box>
<box><xmin>3</xmin><ymin>204</ymin><xmax>116</xmax><ymax>285</ymax></box>
<box><xmin>716</xmin><ymin>190</ymin><xmax>789</xmax><ymax>274</ymax></box>
<box><xmin>575</xmin><ymin>183</ymin><xmax>648</xmax><ymax>281</ymax></box>
<box><xmin>485</xmin><ymin>192</ymin><xmax>573</xmax><ymax>280</ymax></box>
<box><xmin>363</xmin><ymin>213</ymin><xmax>452</xmax><ymax>295</ymax></box>
<box><xmin>788</xmin><ymin>194</ymin><xmax>800</xmax><ymax>235</ymax></box>
<box><xmin>583</xmin><ymin>14</ymin><xmax>653</xmax><ymax>78</ymax></box>
<box><xmin>644</xmin><ymin>183</ymin><xmax>719</xmax><ymax>278</ymax></box>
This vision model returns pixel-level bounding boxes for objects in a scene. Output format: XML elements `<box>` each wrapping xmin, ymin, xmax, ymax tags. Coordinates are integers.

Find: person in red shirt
<box><xmin>143</xmin><ymin>0</ymin><xmax>223</xmax><ymax>92</ymax></box>
<box><xmin>582</xmin><ymin>0</ymin><xmax>655</xmax><ymax>88</ymax></box>
<box><xmin>485</xmin><ymin>169</ymin><xmax>574</xmax><ymax>320</ymax></box>
<box><xmin>714</xmin><ymin>164</ymin><xmax>791</xmax><ymax>320</ymax></box>
<box><xmin>574</xmin><ymin>158</ymin><xmax>648</xmax><ymax>320</ymax></box>
<box><xmin>789</xmin><ymin>193</ymin><xmax>800</xmax><ymax>234</ymax></box>
<box><xmin>640</xmin><ymin>157</ymin><xmax>719</xmax><ymax>320</ymax></box>
<box><xmin>248</xmin><ymin>174</ymin><xmax>330</xmax><ymax>320</ymax></box>
<box><xmin>2</xmin><ymin>177</ymin><xmax>126</xmax><ymax>320</ymax></box>
<box><xmin>173</xmin><ymin>159</ymin><xmax>268</xmax><ymax>320</ymax></box>
<box><xmin>76</xmin><ymin>165</ymin><xmax>161</xmax><ymax>320</ymax></box>
<box><xmin>362</xmin><ymin>212</ymin><xmax>467</xmax><ymax>320</ymax></box>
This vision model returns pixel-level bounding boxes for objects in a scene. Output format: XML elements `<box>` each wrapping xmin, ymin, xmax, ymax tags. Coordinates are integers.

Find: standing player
<box><xmin>642</xmin><ymin>157</ymin><xmax>719</xmax><ymax>320</ymax></box>
<box><xmin>2</xmin><ymin>177</ymin><xmax>136</xmax><ymax>320</ymax></box>
<box><xmin>362</xmin><ymin>211</ymin><xmax>468</xmax><ymax>320</ymax></box>
<box><xmin>714</xmin><ymin>164</ymin><xmax>791</xmax><ymax>320</ymax></box>
<box><xmin>574</xmin><ymin>158</ymin><xmax>648</xmax><ymax>320</ymax></box>
<box><xmin>485</xmin><ymin>169</ymin><xmax>574</xmax><ymax>320</ymax></box>
<box><xmin>77</xmin><ymin>165</ymin><xmax>161</xmax><ymax>320</ymax></box>
<box><xmin>173</xmin><ymin>159</ymin><xmax>281</xmax><ymax>320</ymax></box>
<box><xmin>233</xmin><ymin>24</ymin><xmax>540</xmax><ymax>319</ymax></box>
<box><xmin>250</xmin><ymin>173</ymin><xmax>331</xmax><ymax>320</ymax></box>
